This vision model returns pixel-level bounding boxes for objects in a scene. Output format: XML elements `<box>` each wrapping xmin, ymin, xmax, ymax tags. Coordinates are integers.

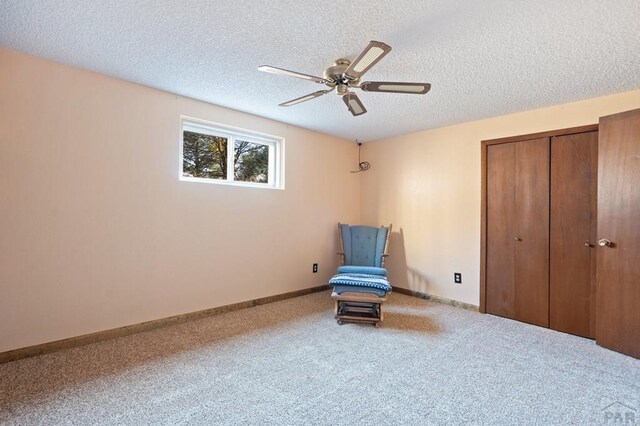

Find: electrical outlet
<box><xmin>312</xmin><ymin>263</ymin><xmax>318</xmax><ymax>273</ymax></box>
<box><xmin>454</xmin><ymin>272</ymin><xmax>462</xmax><ymax>284</ymax></box>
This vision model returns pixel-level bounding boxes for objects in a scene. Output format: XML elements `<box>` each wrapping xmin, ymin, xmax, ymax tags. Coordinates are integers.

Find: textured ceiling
<box><xmin>1</xmin><ymin>1</ymin><xmax>639</xmax><ymax>141</ymax></box>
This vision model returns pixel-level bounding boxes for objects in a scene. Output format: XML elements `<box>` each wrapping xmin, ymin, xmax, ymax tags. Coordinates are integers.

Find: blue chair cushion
<box><xmin>337</xmin><ymin>265</ymin><xmax>387</xmax><ymax>277</ymax></box>
<box><xmin>331</xmin><ymin>285</ymin><xmax>387</xmax><ymax>297</ymax></box>
<box><xmin>328</xmin><ymin>273</ymin><xmax>392</xmax><ymax>293</ymax></box>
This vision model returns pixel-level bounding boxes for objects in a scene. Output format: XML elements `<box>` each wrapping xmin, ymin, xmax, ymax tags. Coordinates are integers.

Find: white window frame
<box><xmin>179</xmin><ymin>116</ymin><xmax>284</xmax><ymax>189</ymax></box>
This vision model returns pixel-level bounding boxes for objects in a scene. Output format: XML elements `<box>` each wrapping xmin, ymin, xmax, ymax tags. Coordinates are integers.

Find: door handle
<box><xmin>597</xmin><ymin>238</ymin><xmax>613</xmax><ymax>247</ymax></box>
<box><xmin>514</xmin><ymin>236</ymin><xmax>521</xmax><ymax>241</ymax></box>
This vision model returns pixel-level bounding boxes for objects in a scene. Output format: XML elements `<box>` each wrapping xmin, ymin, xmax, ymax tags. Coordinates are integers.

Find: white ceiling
<box><xmin>1</xmin><ymin>1</ymin><xmax>639</xmax><ymax>141</ymax></box>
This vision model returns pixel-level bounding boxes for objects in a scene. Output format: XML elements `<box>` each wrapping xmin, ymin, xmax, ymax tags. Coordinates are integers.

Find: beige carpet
<box><xmin>1</xmin><ymin>291</ymin><xmax>638</xmax><ymax>425</ymax></box>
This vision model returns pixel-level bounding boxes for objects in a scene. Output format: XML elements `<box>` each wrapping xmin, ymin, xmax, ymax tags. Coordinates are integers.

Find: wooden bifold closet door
<box><xmin>483</xmin><ymin>127</ymin><xmax>597</xmax><ymax>335</ymax></box>
<box><xmin>486</xmin><ymin>137</ymin><xmax>550</xmax><ymax>327</ymax></box>
<box><xmin>549</xmin><ymin>131</ymin><xmax>598</xmax><ymax>338</ymax></box>
<box><xmin>483</xmin><ymin>117</ymin><xmax>639</xmax><ymax>358</ymax></box>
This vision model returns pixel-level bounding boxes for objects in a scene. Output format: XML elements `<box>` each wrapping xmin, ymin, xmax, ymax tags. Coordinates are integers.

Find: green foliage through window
<box><xmin>234</xmin><ymin>140</ymin><xmax>268</xmax><ymax>183</ymax></box>
<box><xmin>182</xmin><ymin>131</ymin><xmax>228</xmax><ymax>179</ymax></box>
<box><xmin>181</xmin><ymin>122</ymin><xmax>279</xmax><ymax>187</ymax></box>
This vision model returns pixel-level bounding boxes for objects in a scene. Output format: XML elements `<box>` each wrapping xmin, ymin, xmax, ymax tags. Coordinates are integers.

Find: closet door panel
<box><xmin>486</xmin><ymin>143</ymin><xmax>516</xmax><ymax>319</ymax></box>
<box><xmin>514</xmin><ymin>138</ymin><xmax>550</xmax><ymax>327</ymax></box>
<box><xmin>597</xmin><ymin>109</ymin><xmax>640</xmax><ymax>358</ymax></box>
<box><xmin>550</xmin><ymin>132</ymin><xmax>597</xmax><ymax>338</ymax></box>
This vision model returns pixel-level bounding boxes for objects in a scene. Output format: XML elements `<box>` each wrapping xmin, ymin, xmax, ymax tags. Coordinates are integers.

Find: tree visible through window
<box><xmin>182</xmin><ymin>131</ymin><xmax>228</xmax><ymax>179</ymax></box>
<box><xmin>234</xmin><ymin>140</ymin><xmax>268</xmax><ymax>183</ymax></box>
<box><xmin>180</xmin><ymin>119</ymin><xmax>282</xmax><ymax>188</ymax></box>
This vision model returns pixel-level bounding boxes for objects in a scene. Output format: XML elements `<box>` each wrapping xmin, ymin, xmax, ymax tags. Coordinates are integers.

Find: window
<box><xmin>180</xmin><ymin>118</ymin><xmax>283</xmax><ymax>189</ymax></box>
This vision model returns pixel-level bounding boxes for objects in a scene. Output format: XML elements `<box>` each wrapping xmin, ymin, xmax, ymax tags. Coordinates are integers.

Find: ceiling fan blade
<box><xmin>278</xmin><ymin>89</ymin><xmax>333</xmax><ymax>107</ymax></box>
<box><xmin>258</xmin><ymin>65</ymin><xmax>328</xmax><ymax>84</ymax></box>
<box><xmin>342</xmin><ymin>93</ymin><xmax>367</xmax><ymax>116</ymax></box>
<box><xmin>344</xmin><ymin>41</ymin><xmax>392</xmax><ymax>79</ymax></box>
<box><xmin>360</xmin><ymin>81</ymin><xmax>431</xmax><ymax>94</ymax></box>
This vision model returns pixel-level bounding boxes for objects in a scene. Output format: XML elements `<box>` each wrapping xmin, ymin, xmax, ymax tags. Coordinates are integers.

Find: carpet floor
<box><xmin>0</xmin><ymin>291</ymin><xmax>638</xmax><ymax>425</ymax></box>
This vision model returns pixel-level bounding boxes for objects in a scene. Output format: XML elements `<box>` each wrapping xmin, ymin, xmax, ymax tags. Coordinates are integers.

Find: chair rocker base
<box><xmin>332</xmin><ymin>291</ymin><xmax>386</xmax><ymax>326</ymax></box>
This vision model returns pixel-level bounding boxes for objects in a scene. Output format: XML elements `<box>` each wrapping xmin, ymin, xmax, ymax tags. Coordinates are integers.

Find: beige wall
<box><xmin>361</xmin><ymin>90</ymin><xmax>640</xmax><ymax>306</ymax></box>
<box><xmin>0</xmin><ymin>49</ymin><xmax>361</xmax><ymax>352</ymax></box>
<box><xmin>3</xmin><ymin>46</ymin><xmax>640</xmax><ymax>352</ymax></box>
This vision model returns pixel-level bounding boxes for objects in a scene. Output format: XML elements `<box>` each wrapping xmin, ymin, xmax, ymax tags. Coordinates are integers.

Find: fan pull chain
<box><xmin>350</xmin><ymin>140</ymin><xmax>371</xmax><ymax>173</ymax></box>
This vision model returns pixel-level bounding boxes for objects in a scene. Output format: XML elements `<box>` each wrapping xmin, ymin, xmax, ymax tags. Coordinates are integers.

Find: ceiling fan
<box><xmin>258</xmin><ymin>41</ymin><xmax>431</xmax><ymax>117</ymax></box>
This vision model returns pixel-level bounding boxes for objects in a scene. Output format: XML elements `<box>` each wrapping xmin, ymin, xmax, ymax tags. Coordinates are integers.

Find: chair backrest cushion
<box><xmin>340</xmin><ymin>224</ymin><xmax>389</xmax><ymax>267</ymax></box>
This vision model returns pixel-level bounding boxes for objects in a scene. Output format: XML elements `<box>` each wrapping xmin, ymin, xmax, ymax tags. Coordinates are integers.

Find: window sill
<box><xmin>179</xmin><ymin>175</ymin><xmax>284</xmax><ymax>190</ymax></box>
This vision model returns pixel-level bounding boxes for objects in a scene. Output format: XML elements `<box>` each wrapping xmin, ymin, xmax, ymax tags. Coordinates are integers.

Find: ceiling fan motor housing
<box><xmin>323</xmin><ymin>58</ymin><xmax>359</xmax><ymax>91</ymax></box>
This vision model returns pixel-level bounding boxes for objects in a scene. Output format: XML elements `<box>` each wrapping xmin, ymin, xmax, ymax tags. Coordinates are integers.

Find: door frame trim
<box><xmin>479</xmin><ymin>124</ymin><xmax>598</xmax><ymax>313</ymax></box>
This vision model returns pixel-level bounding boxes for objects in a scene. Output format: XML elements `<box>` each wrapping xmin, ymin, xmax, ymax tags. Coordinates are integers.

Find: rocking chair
<box><xmin>329</xmin><ymin>223</ymin><xmax>392</xmax><ymax>326</ymax></box>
